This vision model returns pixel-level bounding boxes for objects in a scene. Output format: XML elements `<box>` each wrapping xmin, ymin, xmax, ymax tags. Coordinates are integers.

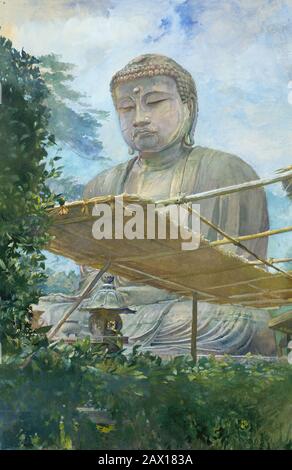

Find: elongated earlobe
<box><xmin>182</xmin><ymin>99</ymin><xmax>195</xmax><ymax>148</ymax></box>
<box><xmin>182</xmin><ymin>133</ymin><xmax>194</xmax><ymax>148</ymax></box>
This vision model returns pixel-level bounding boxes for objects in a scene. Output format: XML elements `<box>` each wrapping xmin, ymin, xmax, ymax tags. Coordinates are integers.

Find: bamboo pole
<box><xmin>209</xmin><ymin>226</ymin><xmax>292</xmax><ymax>247</ymax></box>
<box><xmin>115</xmin><ymin>262</ymin><xmax>217</xmax><ymax>301</ymax></box>
<box><xmin>47</xmin><ymin>259</ymin><xmax>111</xmax><ymax>340</ymax></box>
<box><xmin>48</xmin><ymin>166</ymin><xmax>292</xmax><ymax>215</ymax></box>
<box><xmin>191</xmin><ymin>293</ymin><xmax>198</xmax><ymax>364</ymax></box>
<box><xmin>155</xmin><ymin>167</ymin><xmax>292</xmax><ymax>206</ymax></box>
<box><xmin>188</xmin><ymin>206</ymin><xmax>292</xmax><ymax>280</ymax></box>
<box><xmin>114</xmin><ymin>228</ymin><xmax>292</xmax><ymax>264</ymax></box>
<box><xmin>249</xmin><ymin>257</ymin><xmax>292</xmax><ymax>266</ymax></box>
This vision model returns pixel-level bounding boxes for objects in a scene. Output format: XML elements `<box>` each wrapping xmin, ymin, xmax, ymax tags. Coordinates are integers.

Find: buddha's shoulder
<box><xmin>190</xmin><ymin>146</ymin><xmax>258</xmax><ymax>179</ymax></box>
<box><xmin>83</xmin><ymin>159</ymin><xmax>134</xmax><ymax>199</ymax></box>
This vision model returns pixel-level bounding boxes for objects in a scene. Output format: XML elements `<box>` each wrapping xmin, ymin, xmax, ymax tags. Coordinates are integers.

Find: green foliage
<box><xmin>282</xmin><ymin>178</ymin><xmax>292</xmax><ymax>200</ymax></box>
<box><xmin>0</xmin><ymin>37</ymin><xmax>58</xmax><ymax>351</ymax></box>
<box><xmin>48</xmin><ymin>176</ymin><xmax>85</xmax><ymax>202</ymax></box>
<box><xmin>0</xmin><ymin>345</ymin><xmax>291</xmax><ymax>450</ymax></box>
<box><xmin>41</xmin><ymin>268</ymin><xmax>80</xmax><ymax>295</ymax></box>
<box><xmin>38</xmin><ymin>53</ymin><xmax>109</xmax><ymax>163</ymax></box>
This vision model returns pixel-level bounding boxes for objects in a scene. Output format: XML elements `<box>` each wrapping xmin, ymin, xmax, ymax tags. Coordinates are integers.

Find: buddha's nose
<box><xmin>133</xmin><ymin>106</ymin><xmax>151</xmax><ymax>127</ymax></box>
<box><xmin>133</xmin><ymin>117</ymin><xmax>151</xmax><ymax>127</ymax></box>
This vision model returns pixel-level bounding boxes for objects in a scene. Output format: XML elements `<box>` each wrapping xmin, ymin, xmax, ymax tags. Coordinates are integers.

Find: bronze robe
<box><xmin>83</xmin><ymin>146</ymin><xmax>276</xmax><ymax>356</ymax></box>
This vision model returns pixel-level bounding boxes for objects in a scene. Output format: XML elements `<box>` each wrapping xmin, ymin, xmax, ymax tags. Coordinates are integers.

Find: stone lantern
<box><xmin>81</xmin><ymin>274</ymin><xmax>135</xmax><ymax>349</ymax></box>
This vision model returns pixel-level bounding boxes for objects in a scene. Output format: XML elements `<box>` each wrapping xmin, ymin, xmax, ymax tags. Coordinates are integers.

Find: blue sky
<box><xmin>1</xmin><ymin>0</ymin><xmax>292</xmax><ymax>265</ymax></box>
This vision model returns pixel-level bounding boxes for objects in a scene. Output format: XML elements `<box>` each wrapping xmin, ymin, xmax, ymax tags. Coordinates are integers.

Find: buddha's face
<box><xmin>114</xmin><ymin>75</ymin><xmax>191</xmax><ymax>154</ymax></box>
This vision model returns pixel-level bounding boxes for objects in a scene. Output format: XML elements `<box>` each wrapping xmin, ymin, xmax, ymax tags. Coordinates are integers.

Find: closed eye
<box><xmin>146</xmin><ymin>98</ymin><xmax>169</xmax><ymax>105</ymax></box>
<box><xmin>117</xmin><ymin>100</ymin><xmax>135</xmax><ymax>111</ymax></box>
<box><xmin>118</xmin><ymin>105</ymin><xmax>135</xmax><ymax>112</ymax></box>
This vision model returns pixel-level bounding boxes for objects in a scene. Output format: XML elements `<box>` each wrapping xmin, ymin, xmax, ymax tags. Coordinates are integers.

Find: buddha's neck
<box><xmin>138</xmin><ymin>142</ymin><xmax>188</xmax><ymax>170</ymax></box>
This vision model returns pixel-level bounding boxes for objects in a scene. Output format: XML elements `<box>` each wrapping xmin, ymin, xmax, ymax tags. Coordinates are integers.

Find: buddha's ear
<box><xmin>186</xmin><ymin>97</ymin><xmax>198</xmax><ymax>136</ymax></box>
<box><xmin>188</xmin><ymin>97</ymin><xmax>198</xmax><ymax>121</ymax></box>
<box><xmin>187</xmin><ymin>98</ymin><xmax>194</xmax><ymax>118</ymax></box>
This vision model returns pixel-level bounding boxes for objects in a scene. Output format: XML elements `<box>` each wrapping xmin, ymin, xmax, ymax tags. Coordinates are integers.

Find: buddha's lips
<box><xmin>133</xmin><ymin>129</ymin><xmax>157</xmax><ymax>138</ymax></box>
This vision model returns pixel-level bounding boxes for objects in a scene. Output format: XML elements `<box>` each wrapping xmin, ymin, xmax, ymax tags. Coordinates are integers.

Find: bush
<box><xmin>40</xmin><ymin>268</ymin><xmax>80</xmax><ymax>295</ymax></box>
<box><xmin>0</xmin><ymin>36</ymin><xmax>58</xmax><ymax>350</ymax></box>
<box><xmin>0</xmin><ymin>344</ymin><xmax>291</xmax><ymax>450</ymax></box>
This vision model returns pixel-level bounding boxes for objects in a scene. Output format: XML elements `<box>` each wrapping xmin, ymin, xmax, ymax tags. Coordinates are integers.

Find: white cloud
<box><xmin>4</xmin><ymin>0</ymin><xmax>292</xmax><ymax>179</ymax></box>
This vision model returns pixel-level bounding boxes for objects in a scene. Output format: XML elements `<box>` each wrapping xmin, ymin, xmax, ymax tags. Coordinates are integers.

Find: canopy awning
<box><xmin>47</xmin><ymin>194</ymin><xmax>292</xmax><ymax>309</ymax></box>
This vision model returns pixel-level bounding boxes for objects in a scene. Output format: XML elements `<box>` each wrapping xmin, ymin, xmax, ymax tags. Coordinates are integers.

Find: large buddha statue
<box><xmin>82</xmin><ymin>53</ymin><xmax>276</xmax><ymax>357</ymax></box>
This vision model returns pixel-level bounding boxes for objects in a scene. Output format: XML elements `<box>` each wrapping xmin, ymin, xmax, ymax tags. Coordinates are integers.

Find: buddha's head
<box><xmin>110</xmin><ymin>54</ymin><xmax>198</xmax><ymax>156</ymax></box>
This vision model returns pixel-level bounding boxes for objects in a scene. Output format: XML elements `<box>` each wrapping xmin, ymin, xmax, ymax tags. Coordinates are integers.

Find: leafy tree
<box><xmin>37</xmin><ymin>54</ymin><xmax>109</xmax><ymax>285</ymax></box>
<box><xmin>48</xmin><ymin>176</ymin><xmax>84</xmax><ymax>202</ymax></box>
<box><xmin>283</xmin><ymin>179</ymin><xmax>292</xmax><ymax>200</ymax></box>
<box><xmin>38</xmin><ymin>53</ymin><xmax>109</xmax><ymax>164</ymax></box>
<box><xmin>0</xmin><ymin>37</ymin><xmax>58</xmax><ymax>351</ymax></box>
<box><xmin>41</xmin><ymin>268</ymin><xmax>80</xmax><ymax>295</ymax></box>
